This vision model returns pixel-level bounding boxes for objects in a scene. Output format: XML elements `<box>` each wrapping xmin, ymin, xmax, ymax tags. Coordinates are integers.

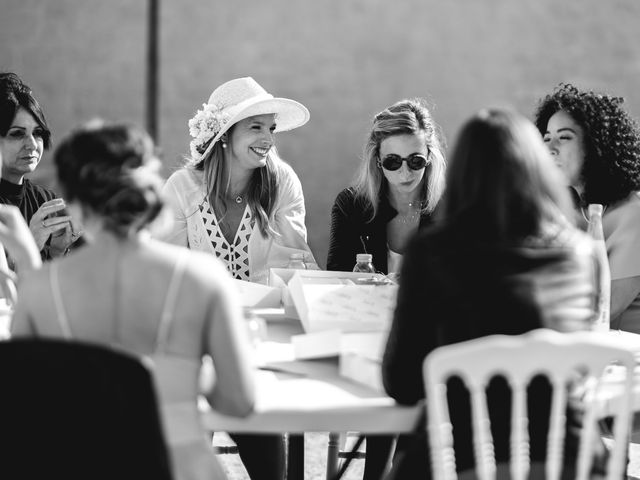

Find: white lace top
<box><xmin>158</xmin><ymin>159</ymin><xmax>317</xmax><ymax>284</ymax></box>
<box><xmin>200</xmin><ymin>200</ymin><xmax>253</xmax><ymax>281</ymax></box>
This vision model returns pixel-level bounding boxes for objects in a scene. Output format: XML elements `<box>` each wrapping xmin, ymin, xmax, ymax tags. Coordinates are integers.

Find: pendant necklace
<box><xmin>234</xmin><ymin>194</ymin><xmax>244</xmax><ymax>204</ymax></box>
<box><xmin>398</xmin><ymin>201</ymin><xmax>422</xmax><ymax>224</ymax></box>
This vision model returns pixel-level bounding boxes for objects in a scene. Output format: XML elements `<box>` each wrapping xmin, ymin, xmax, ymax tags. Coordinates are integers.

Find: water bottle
<box><xmin>353</xmin><ymin>253</ymin><xmax>376</xmax><ymax>273</ymax></box>
<box><xmin>286</xmin><ymin>252</ymin><xmax>307</xmax><ymax>270</ymax></box>
<box><xmin>586</xmin><ymin>204</ymin><xmax>611</xmax><ymax>332</ymax></box>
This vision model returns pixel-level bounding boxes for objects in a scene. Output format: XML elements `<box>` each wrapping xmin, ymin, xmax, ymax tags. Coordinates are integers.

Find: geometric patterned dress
<box><xmin>199</xmin><ymin>200</ymin><xmax>253</xmax><ymax>280</ymax></box>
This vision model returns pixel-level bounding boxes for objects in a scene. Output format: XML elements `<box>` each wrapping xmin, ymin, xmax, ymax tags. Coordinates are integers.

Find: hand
<box><xmin>0</xmin><ymin>204</ymin><xmax>42</xmax><ymax>271</ymax></box>
<box><xmin>28</xmin><ymin>199</ymin><xmax>71</xmax><ymax>252</ymax></box>
<box><xmin>49</xmin><ymin>213</ymin><xmax>84</xmax><ymax>257</ymax></box>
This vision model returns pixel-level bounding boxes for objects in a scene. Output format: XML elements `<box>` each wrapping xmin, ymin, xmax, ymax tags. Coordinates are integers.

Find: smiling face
<box><xmin>543</xmin><ymin>110</ymin><xmax>586</xmax><ymax>189</ymax></box>
<box><xmin>0</xmin><ymin>107</ymin><xmax>45</xmax><ymax>184</ymax></box>
<box><xmin>225</xmin><ymin>114</ymin><xmax>276</xmax><ymax>173</ymax></box>
<box><xmin>378</xmin><ymin>133</ymin><xmax>428</xmax><ymax>196</ymax></box>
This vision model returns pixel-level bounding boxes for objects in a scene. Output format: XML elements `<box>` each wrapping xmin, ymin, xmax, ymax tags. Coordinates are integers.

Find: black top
<box><xmin>326</xmin><ymin>187</ymin><xmax>435</xmax><ymax>274</ymax></box>
<box><xmin>0</xmin><ymin>178</ymin><xmax>58</xmax><ymax>261</ymax></box>
<box><xmin>0</xmin><ymin>178</ymin><xmax>57</xmax><ymax>225</ymax></box>
<box><xmin>382</xmin><ymin>215</ymin><xmax>606</xmax><ymax>476</ymax></box>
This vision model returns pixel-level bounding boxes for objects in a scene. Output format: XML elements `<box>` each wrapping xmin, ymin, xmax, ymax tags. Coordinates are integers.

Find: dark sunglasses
<box><xmin>379</xmin><ymin>153</ymin><xmax>429</xmax><ymax>171</ymax></box>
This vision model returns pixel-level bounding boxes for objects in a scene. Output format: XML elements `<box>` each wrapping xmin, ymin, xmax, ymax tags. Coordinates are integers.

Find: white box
<box><xmin>339</xmin><ymin>353</ymin><xmax>384</xmax><ymax>393</ymax></box>
<box><xmin>287</xmin><ymin>270</ymin><xmax>397</xmax><ymax>333</ymax></box>
<box><xmin>268</xmin><ymin>268</ymin><xmax>303</xmax><ymax>319</ymax></box>
<box><xmin>339</xmin><ymin>331</ymin><xmax>388</xmax><ymax>391</ymax></box>
<box><xmin>233</xmin><ymin>279</ymin><xmax>281</xmax><ymax>308</ymax></box>
<box><xmin>291</xmin><ymin>330</ymin><xmax>342</xmax><ymax>359</ymax></box>
<box><xmin>340</xmin><ymin>331</ymin><xmax>389</xmax><ymax>362</ymax></box>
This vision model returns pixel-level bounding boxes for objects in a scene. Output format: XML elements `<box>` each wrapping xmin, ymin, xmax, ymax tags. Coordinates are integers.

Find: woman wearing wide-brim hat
<box><xmin>160</xmin><ymin>76</ymin><xmax>317</xmax><ymax>285</ymax></box>
<box><xmin>159</xmin><ymin>77</ymin><xmax>317</xmax><ymax>480</ymax></box>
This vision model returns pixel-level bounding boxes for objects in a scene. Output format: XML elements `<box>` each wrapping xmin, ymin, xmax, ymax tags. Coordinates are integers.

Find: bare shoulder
<box><xmin>147</xmin><ymin>239</ymin><xmax>232</xmax><ymax>293</ymax></box>
<box><xmin>17</xmin><ymin>262</ymin><xmax>50</xmax><ymax>295</ymax></box>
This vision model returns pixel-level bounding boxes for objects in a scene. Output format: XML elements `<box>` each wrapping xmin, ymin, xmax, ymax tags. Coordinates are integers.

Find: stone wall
<box><xmin>2</xmin><ymin>0</ymin><xmax>640</xmax><ymax>267</ymax></box>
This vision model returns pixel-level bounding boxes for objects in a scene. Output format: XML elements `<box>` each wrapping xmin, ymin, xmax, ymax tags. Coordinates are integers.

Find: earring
<box><xmin>221</xmin><ymin>142</ymin><xmax>227</xmax><ymax>149</ymax></box>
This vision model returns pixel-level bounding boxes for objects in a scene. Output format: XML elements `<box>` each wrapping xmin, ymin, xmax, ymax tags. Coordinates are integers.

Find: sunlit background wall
<box><xmin>2</xmin><ymin>0</ymin><xmax>640</xmax><ymax>267</ymax></box>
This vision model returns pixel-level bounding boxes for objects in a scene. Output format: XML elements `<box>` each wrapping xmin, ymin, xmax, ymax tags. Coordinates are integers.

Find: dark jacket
<box><xmin>0</xmin><ymin>178</ymin><xmax>56</xmax><ymax>225</ymax></box>
<box><xmin>382</xmin><ymin>214</ymin><xmax>604</xmax><ymax>478</ymax></box>
<box><xmin>326</xmin><ymin>187</ymin><xmax>435</xmax><ymax>274</ymax></box>
<box><xmin>0</xmin><ymin>178</ymin><xmax>58</xmax><ymax>262</ymax></box>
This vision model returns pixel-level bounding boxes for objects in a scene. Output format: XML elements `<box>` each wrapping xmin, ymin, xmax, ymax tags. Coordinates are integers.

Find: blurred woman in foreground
<box><xmin>11</xmin><ymin>121</ymin><xmax>255</xmax><ymax>480</ymax></box>
<box><xmin>383</xmin><ymin>108</ymin><xmax>603</xmax><ymax>479</ymax></box>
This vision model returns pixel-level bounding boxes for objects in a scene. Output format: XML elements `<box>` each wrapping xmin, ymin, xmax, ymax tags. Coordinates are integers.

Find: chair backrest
<box><xmin>423</xmin><ymin>328</ymin><xmax>636</xmax><ymax>480</ymax></box>
<box><xmin>0</xmin><ymin>338</ymin><xmax>173</xmax><ymax>480</ymax></box>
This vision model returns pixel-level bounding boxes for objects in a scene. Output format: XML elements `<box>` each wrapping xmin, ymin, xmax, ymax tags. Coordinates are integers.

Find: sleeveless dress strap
<box><xmin>155</xmin><ymin>249</ymin><xmax>189</xmax><ymax>352</ymax></box>
<box><xmin>49</xmin><ymin>263</ymin><xmax>73</xmax><ymax>339</ymax></box>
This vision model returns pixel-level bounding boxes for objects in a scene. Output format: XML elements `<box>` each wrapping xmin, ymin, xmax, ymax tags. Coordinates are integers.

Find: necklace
<box><xmin>234</xmin><ymin>194</ymin><xmax>244</xmax><ymax>204</ymax></box>
<box><xmin>397</xmin><ymin>201</ymin><xmax>422</xmax><ymax>224</ymax></box>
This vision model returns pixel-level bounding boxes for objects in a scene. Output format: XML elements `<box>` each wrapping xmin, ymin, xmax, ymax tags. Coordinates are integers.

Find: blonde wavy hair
<box><xmin>353</xmin><ymin>98</ymin><xmax>446</xmax><ymax>221</ymax></box>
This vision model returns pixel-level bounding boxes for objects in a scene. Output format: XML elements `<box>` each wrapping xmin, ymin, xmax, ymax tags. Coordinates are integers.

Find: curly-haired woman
<box><xmin>535</xmin><ymin>83</ymin><xmax>640</xmax><ymax>332</ymax></box>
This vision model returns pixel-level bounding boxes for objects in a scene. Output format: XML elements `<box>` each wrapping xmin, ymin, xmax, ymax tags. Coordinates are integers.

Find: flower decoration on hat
<box><xmin>188</xmin><ymin>103</ymin><xmax>232</xmax><ymax>161</ymax></box>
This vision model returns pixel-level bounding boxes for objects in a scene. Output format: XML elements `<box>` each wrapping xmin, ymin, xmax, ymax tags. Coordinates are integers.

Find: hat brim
<box><xmin>202</xmin><ymin>97</ymin><xmax>309</xmax><ymax>159</ymax></box>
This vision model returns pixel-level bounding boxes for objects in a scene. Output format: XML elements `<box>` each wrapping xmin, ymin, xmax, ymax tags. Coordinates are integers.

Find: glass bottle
<box><xmin>353</xmin><ymin>253</ymin><xmax>376</xmax><ymax>273</ymax></box>
<box><xmin>286</xmin><ymin>252</ymin><xmax>307</xmax><ymax>270</ymax></box>
<box><xmin>586</xmin><ymin>204</ymin><xmax>611</xmax><ymax>332</ymax></box>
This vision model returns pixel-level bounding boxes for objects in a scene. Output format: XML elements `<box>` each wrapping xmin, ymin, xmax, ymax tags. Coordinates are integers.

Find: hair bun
<box><xmin>54</xmin><ymin>122</ymin><xmax>165</xmax><ymax>237</ymax></box>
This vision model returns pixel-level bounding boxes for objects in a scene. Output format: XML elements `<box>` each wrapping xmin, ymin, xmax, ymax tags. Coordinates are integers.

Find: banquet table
<box><xmin>199</xmin><ymin>310</ymin><xmax>420</xmax><ymax>480</ymax></box>
<box><xmin>199</xmin><ymin>313</ymin><xmax>640</xmax><ymax>479</ymax></box>
<box><xmin>200</xmin><ymin>313</ymin><xmax>420</xmax><ymax>434</ymax></box>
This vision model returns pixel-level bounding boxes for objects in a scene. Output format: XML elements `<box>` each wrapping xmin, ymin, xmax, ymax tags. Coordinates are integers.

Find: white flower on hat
<box><xmin>188</xmin><ymin>103</ymin><xmax>232</xmax><ymax>161</ymax></box>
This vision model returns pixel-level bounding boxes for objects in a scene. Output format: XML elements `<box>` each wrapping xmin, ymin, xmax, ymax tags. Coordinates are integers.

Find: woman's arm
<box><xmin>157</xmin><ymin>174</ymin><xmax>189</xmax><ymax>247</ymax></box>
<box><xmin>0</xmin><ymin>205</ymin><xmax>42</xmax><ymax>272</ymax></box>
<box><xmin>326</xmin><ymin>189</ymin><xmax>363</xmax><ymax>272</ymax></box>
<box><xmin>272</xmin><ymin>162</ymin><xmax>317</xmax><ymax>264</ymax></box>
<box><xmin>10</xmin><ymin>269</ymin><xmax>39</xmax><ymax>337</ymax></box>
<box><xmin>204</xmin><ymin>266</ymin><xmax>256</xmax><ymax>416</ymax></box>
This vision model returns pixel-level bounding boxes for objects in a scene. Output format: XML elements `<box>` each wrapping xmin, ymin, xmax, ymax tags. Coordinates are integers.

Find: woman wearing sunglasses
<box><xmin>327</xmin><ymin>98</ymin><xmax>446</xmax><ymax>278</ymax></box>
<box><xmin>326</xmin><ymin>98</ymin><xmax>446</xmax><ymax>480</ymax></box>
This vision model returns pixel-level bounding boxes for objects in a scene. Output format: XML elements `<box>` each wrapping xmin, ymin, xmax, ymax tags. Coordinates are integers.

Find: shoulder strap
<box><xmin>155</xmin><ymin>249</ymin><xmax>189</xmax><ymax>352</ymax></box>
<box><xmin>49</xmin><ymin>263</ymin><xmax>72</xmax><ymax>339</ymax></box>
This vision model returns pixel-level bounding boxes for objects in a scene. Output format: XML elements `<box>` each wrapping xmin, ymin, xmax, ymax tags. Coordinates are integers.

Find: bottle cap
<box><xmin>356</xmin><ymin>253</ymin><xmax>373</xmax><ymax>263</ymax></box>
<box><xmin>588</xmin><ymin>204</ymin><xmax>604</xmax><ymax>215</ymax></box>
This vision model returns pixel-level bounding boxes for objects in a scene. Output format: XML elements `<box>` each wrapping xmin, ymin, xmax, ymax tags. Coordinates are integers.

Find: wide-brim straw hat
<box><xmin>189</xmin><ymin>77</ymin><xmax>310</xmax><ymax>161</ymax></box>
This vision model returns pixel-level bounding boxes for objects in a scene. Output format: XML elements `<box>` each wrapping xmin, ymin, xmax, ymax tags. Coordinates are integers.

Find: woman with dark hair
<box><xmin>11</xmin><ymin>121</ymin><xmax>256</xmax><ymax>480</ymax></box>
<box><xmin>383</xmin><ymin>109</ymin><xmax>603</xmax><ymax>479</ymax></box>
<box><xmin>0</xmin><ymin>72</ymin><xmax>80</xmax><ymax>262</ymax></box>
<box><xmin>327</xmin><ymin>97</ymin><xmax>445</xmax><ymax>276</ymax></box>
<box><xmin>535</xmin><ymin>83</ymin><xmax>640</xmax><ymax>332</ymax></box>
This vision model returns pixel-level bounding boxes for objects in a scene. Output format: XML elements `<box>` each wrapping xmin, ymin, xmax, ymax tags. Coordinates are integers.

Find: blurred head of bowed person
<box><xmin>0</xmin><ymin>72</ymin><xmax>80</xmax><ymax>261</ymax></box>
<box><xmin>11</xmin><ymin>121</ymin><xmax>256</xmax><ymax>480</ymax></box>
<box><xmin>159</xmin><ymin>76</ymin><xmax>317</xmax><ymax>286</ymax></box>
<box><xmin>535</xmin><ymin>83</ymin><xmax>640</xmax><ymax>331</ymax></box>
<box><xmin>326</xmin><ymin>97</ymin><xmax>446</xmax><ymax>277</ymax></box>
